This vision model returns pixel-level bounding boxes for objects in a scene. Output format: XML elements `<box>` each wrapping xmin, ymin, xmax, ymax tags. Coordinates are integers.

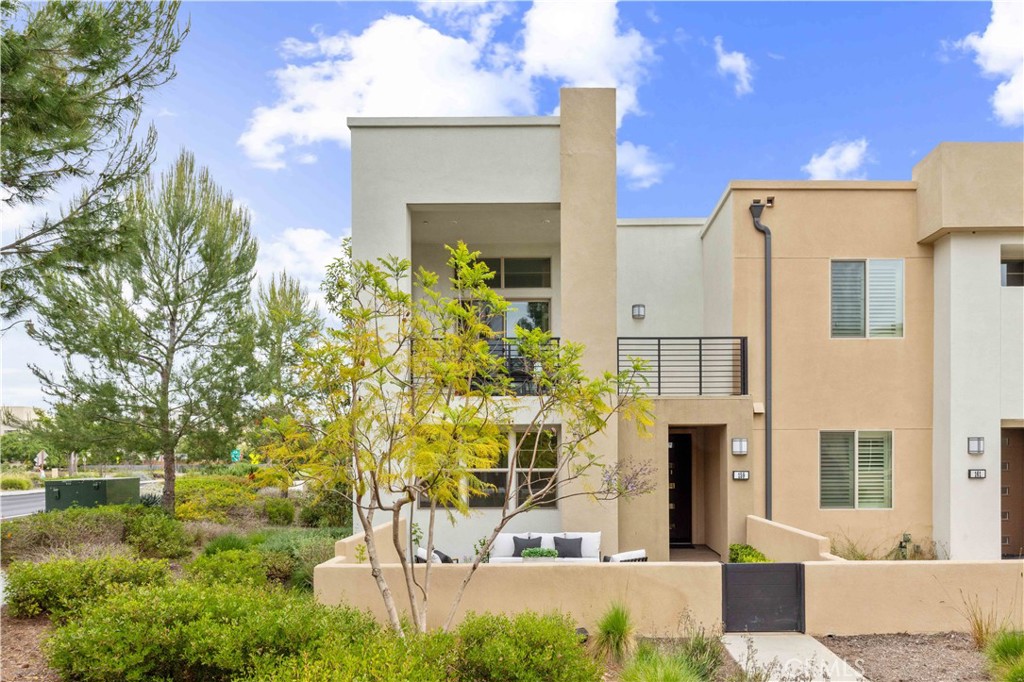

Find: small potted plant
<box><xmin>521</xmin><ymin>547</ymin><xmax>559</xmax><ymax>562</ymax></box>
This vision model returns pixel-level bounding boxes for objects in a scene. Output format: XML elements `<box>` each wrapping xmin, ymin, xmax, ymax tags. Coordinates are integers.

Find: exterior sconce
<box><xmin>968</xmin><ymin>469</ymin><xmax>987</xmax><ymax>480</ymax></box>
<box><xmin>732</xmin><ymin>470</ymin><xmax>750</xmax><ymax>481</ymax></box>
<box><xmin>631</xmin><ymin>304</ymin><xmax>646</xmax><ymax>320</ymax></box>
<box><xmin>967</xmin><ymin>437</ymin><xmax>984</xmax><ymax>455</ymax></box>
<box><xmin>731</xmin><ymin>438</ymin><xmax>748</xmax><ymax>456</ymax></box>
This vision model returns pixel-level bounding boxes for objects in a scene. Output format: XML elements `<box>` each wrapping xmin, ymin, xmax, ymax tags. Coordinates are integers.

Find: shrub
<box><xmin>456</xmin><ymin>611</ymin><xmax>600</xmax><ymax>682</ymax></box>
<box><xmin>123</xmin><ymin>507</ymin><xmax>192</xmax><ymax>558</ymax></box>
<box><xmin>175</xmin><ymin>475</ymin><xmax>259</xmax><ymax>523</ymax></box>
<box><xmin>261</xmin><ymin>551</ymin><xmax>296</xmax><ymax>584</ymax></box>
<box><xmin>592</xmin><ymin>602</ymin><xmax>636</xmax><ymax>664</ymax></box>
<box><xmin>5</xmin><ymin>556</ymin><xmax>170</xmax><ymax>622</ymax></box>
<box><xmin>45</xmin><ymin>582</ymin><xmax>377</xmax><ymax>682</ymax></box>
<box><xmin>677</xmin><ymin>624</ymin><xmax>724</xmax><ymax>680</ymax></box>
<box><xmin>987</xmin><ymin>631</ymin><xmax>1024</xmax><ymax>680</ymax></box>
<box><xmin>1</xmin><ymin>506</ymin><xmax>127</xmax><ymax>564</ymax></box>
<box><xmin>620</xmin><ymin>643</ymin><xmax>702</xmax><ymax>682</ymax></box>
<box><xmin>253</xmin><ymin>528</ymin><xmax>341</xmax><ymax>589</ymax></box>
<box><xmin>1</xmin><ymin>474</ymin><xmax>32</xmax><ymax>490</ymax></box>
<box><xmin>288</xmin><ymin>535</ymin><xmax>334</xmax><ymax>589</ymax></box>
<box><xmin>265</xmin><ymin>498</ymin><xmax>295</xmax><ymax>526</ymax></box>
<box><xmin>520</xmin><ymin>547</ymin><xmax>558</xmax><ymax>558</ymax></box>
<box><xmin>251</xmin><ymin>630</ymin><xmax>459</xmax><ymax>682</ymax></box>
<box><xmin>298</xmin><ymin>492</ymin><xmax>351</xmax><ymax>529</ymax></box>
<box><xmin>139</xmin><ymin>492</ymin><xmax>162</xmax><ymax>507</ymax></box>
<box><xmin>728</xmin><ymin>543</ymin><xmax>771</xmax><ymax>563</ymax></box>
<box><xmin>203</xmin><ymin>532</ymin><xmax>255</xmax><ymax>556</ymax></box>
<box><xmin>188</xmin><ymin>549</ymin><xmax>268</xmax><ymax>586</ymax></box>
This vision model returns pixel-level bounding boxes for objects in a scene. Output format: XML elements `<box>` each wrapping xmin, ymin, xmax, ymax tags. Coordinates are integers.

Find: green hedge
<box><xmin>46</xmin><ymin>582</ymin><xmax>378</xmax><ymax>682</ymax></box>
<box><xmin>0</xmin><ymin>474</ymin><xmax>32</xmax><ymax>490</ymax></box>
<box><xmin>5</xmin><ymin>556</ymin><xmax>170</xmax><ymax>622</ymax></box>
<box><xmin>187</xmin><ymin>549</ymin><xmax>268</xmax><ymax>587</ymax></box>
<box><xmin>728</xmin><ymin>543</ymin><xmax>771</xmax><ymax>563</ymax></box>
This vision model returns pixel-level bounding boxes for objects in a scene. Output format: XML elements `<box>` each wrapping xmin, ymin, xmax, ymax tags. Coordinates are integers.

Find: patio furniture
<box><xmin>488</xmin><ymin>532</ymin><xmax>602</xmax><ymax>563</ymax></box>
<box><xmin>603</xmin><ymin>549</ymin><xmax>648</xmax><ymax>562</ymax></box>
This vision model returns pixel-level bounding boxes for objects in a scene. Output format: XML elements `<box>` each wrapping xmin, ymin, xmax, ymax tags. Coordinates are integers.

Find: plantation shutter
<box><xmin>820</xmin><ymin>432</ymin><xmax>855</xmax><ymax>508</ymax></box>
<box><xmin>868</xmin><ymin>260</ymin><xmax>904</xmax><ymax>338</ymax></box>
<box><xmin>831</xmin><ymin>261</ymin><xmax>865</xmax><ymax>337</ymax></box>
<box><xmin>857</xmin><ymin>431</ymin><xmax>892</xmax><ymax>508</ymax></box>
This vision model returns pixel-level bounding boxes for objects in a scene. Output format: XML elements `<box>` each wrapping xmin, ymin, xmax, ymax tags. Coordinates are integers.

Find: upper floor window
<box><xmin>1002</xmin><ymin>259</ymin><xmax>1023</xmax><ymax>287</ymax></box>
<box><xmin>831</xmin><ymin>259</ymin><xmax>904</xmax><ymax>338</ymax></box>
<box><xmin>480</xmin><ymin>257</ymin><xmax>551</xmax><ymax>288</ymax></box>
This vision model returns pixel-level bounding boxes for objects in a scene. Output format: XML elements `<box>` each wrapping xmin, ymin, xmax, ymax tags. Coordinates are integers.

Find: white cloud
<box><xmin>953</xmin><ymin>1</ymin><xmax>1023</xmax><ymax>127</ymax></box>
<box><xmin>256</xmin><ymin>227</ymin><xmax>345</xmax><ymax>306</ymax></box>
<box><xmin>616</xmin><ymin>141</ymin><xmax>672</xmax><ymax>190</ymax></box>
<box><xmin>802</xmin><ymin>138</ymin><xmax>870</xmax><ymax>180</ymax></box>
<box><xmin>713</xmin><ymin>36</ymin><xmax>753</xmax><ymax>96</ymax></box>
<box><xmin>240</xmin><ymin>2</ymin><xmax>657</xmax><ymax>168</ymax></box>
<box><xmin>239</xmin><ymin>14</ymin><xmax>534</xmax><ymax>170</ymax></box>
<box><xmin>519</xmin><ymin>2</ymin><xmax>655</xmax><ymax>124</ymax></box>
<box><xmin>296</xmin><ymin>153</ymin><xmax>318</xmax><ymax>165</ymax></box>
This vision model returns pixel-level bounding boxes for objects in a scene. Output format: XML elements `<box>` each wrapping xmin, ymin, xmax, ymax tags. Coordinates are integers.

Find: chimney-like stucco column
<box><xmin>558</xmin><ymin>87</ymin><xmax>620</xmax><ymax>554</ymax></box>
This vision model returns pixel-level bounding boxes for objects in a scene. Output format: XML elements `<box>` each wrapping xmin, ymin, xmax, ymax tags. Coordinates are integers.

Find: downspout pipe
<box><xmin>749</xmin><ymin>201</ymin><xmax>772</xmax><ymax>521</ymax></box>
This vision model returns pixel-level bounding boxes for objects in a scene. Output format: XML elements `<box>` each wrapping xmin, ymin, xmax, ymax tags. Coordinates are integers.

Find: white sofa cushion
<box><xmin>608</xmin><ymin>549</ymin><xmax>646</xmax><ymax>562</ymax></box>
<box><xmin>488</xmin><ymin>531</ymin><xmax>602</xmax><ymax>560</ymax></box>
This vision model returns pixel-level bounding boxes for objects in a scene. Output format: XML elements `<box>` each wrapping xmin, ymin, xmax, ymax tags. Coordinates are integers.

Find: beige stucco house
<box><xmin>349</xmin><ymin>87</ymin><xmax>1024</xmax><ymax>562</ymax></box>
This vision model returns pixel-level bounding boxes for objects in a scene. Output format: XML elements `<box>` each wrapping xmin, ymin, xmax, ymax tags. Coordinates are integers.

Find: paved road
<box><xmin>0</xmin><ymin>489</ymin><xmax>45</xmax><ymax>519</ymax></box>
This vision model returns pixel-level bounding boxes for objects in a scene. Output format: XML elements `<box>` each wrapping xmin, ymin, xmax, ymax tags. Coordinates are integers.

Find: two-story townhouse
<box><xmin>349</xmin><ymin>87</ymin><xmax>1023</xmax><ymax>562</ymax></box>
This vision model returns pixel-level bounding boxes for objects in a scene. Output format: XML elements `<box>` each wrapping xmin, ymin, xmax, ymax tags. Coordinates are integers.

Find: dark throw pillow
<box><xmin>512</xmin><ymin>535</ymin><xmax>541</xmax><ymax>557</ymax></box>
<box><xmin>554</xmin><ymin>536</ymin><xmax>583</xmax><ymax>558</ymax></box>
<box><xmin>434</xmin><ymin>549</ymin><xmax>454</xmax><ymax>564</ymax></box>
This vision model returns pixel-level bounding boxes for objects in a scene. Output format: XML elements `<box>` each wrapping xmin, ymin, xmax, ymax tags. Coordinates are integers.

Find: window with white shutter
<box><xmin>831</xmin><ymin>259</ymin><xmax>904</xmax><ymax>338</ymax></box>
<box><xmin>820</xmin><ymin>430</ymin><xmax>893</xmax><ymax>509</ymax></box>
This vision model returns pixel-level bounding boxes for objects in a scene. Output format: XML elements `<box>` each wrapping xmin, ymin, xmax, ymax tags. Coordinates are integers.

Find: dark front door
<box><xmin>1003</xmin><ymin>429</ymin><xmax>1024</xmax><ymax>558</ymax></box>
<box><xmin>669</xmin><ymin>433</ymin><xmax>693</xmax><ymax>547</ymax></box>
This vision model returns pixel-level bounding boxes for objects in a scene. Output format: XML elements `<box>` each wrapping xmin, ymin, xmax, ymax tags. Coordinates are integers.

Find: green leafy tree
<box><xmin>1</xmin><ymin>0</ymin><xmax>188</xmax><ymax>320</ymax></box>
<box><xmin>262</xmin><ymin>243</ymin><xmax>654</xmax><ymax>634</ymax></box>
<box><xmin>255</xmin><ymin>271</ymin><xmax>322</xmax><ymax>413</ymax></box>
<box><xmin>27</xmin><ymin>399</ymin><xmax>137</xmax><ymax>473</ymax></box>
<box><xmin>0</xmin><ymin>426</ymin><xmax>47</xmax><ymax>466</ymax></box>
<box><xmin>29</xmin><ymin>150</ymin><xmax>259</xmax><ymax>511</ymax></box>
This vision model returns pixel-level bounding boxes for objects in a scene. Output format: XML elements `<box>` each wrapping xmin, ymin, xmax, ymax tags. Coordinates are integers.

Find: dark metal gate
<box><xmin>722</xmin><ymin>563</ymin><xmax>804</xmax><ymax>632</ymax></box>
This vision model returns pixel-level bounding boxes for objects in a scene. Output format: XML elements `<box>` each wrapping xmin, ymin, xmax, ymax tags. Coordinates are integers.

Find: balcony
<box><xmin>617</xmin><ymin>337</ymin><xmax>748</xmax><ymax>396</ymax></box>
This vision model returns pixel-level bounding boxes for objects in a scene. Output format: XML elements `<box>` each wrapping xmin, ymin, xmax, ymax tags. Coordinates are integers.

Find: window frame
<box><xmin>829</xmin><ymin>258</ymin><xmax>905</xmax><ymax>339</ymax></box>
<box><xmin>474</xmin><ymin>257</ymin><xmax>553</xmax><ymax>289</ymax></box>
<box><xmin>818</xmin><ymin>429</ymin><xmax>894</xmax><ymax>511</ymax></box>
<box><xmin>425</xmin><ymin>427</ymin><xmax>560</xmax><ymax>510</ymax></box>
<box><xmin>1001</xmin><ymin>259</ymin><xmax>1024</xmax><ymax>287</ymax></box>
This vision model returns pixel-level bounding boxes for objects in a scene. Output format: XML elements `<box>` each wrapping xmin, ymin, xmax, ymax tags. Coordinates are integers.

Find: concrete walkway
<box><xmin>722</xmin><ymin>633</ymin><xmax>869</xmax><ymax>681</ymax></box>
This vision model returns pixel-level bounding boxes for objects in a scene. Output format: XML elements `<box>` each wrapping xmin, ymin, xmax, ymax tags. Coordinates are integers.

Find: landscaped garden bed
<box><xmin>818</xmin><ymin>632</ymin><xmax>990</xmax><ymax>682</ymax></box>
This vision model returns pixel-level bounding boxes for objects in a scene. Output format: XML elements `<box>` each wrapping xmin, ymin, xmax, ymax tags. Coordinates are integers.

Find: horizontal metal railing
<box><xmin>413</xmin><ymin>337</ymin><xmax>560</xmax><ymax>395</ymax></box>
<box><xmin>617</xmin><ymin>337</ymin><xmax>748</xmax><ymax>396</ymax></box>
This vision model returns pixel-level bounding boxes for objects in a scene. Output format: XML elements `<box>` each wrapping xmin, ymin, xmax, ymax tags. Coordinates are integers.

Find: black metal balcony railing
<box><xmin>487</xmin><ymin>337</ymin><xmax>559</xmax><ymax>396</ymax></box>
<box><xmin>617</xmin><ymin>337</ymin><xmax>748</xmax><ymax>396</ymax></box>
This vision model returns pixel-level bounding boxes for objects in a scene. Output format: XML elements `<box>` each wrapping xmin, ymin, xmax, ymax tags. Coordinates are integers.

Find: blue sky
<box><xmin>3</xmin><ymin>1</ymin><xmax>1022</xmax><ymax>406</ymax></box>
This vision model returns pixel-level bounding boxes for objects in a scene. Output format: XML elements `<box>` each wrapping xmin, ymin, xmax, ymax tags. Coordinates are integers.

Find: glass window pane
<box><xmin>868</xmin><ymin>260</ymin><xmax>904</xmax><ymax>338</ymax></box>
<box><xmin>468</xmin><ymin>471</ymin><xmax>507</xmax><ymax>508</ymax></box>
<box><xmin>515</xmin><ymin>429</ymin><xmax>558</xmax><ymax>468</ymax></box>
<box><xmin>831</xmin><ymin>261</ymin><xmax>865</xmax><ymax>338</ymax></box>
<box><xmin>1003</xmin><ymin>260</ymin><xmax>1024</xmax><ymax>287</ymax></box>
<box><xmin>504</xmin><ymin>258</ymin><xmax>551</xmax><ymax>288</ymax></box>
<box><xmin>481</xmin><ymin>258</ymin><xmax>502</xmax><ymax>287</ymax></box>
<box><xmin>820</xmin><ymin>432</ymin><xmax>855</xmax><ymax>508</ymax></box>
<box><xmin>505</xmin><ymin>301</ymin><xmax>550</xmax><ymax>335</ymax></box>
<box><xmin>517</xmin><ymin>471</ymin><xmax>557</xmax><ymax>508</ymax></box>
<box><xmin>857</xmin><ymin>431</ymin><xmax>892</xmax><ymax>508</ymax></box>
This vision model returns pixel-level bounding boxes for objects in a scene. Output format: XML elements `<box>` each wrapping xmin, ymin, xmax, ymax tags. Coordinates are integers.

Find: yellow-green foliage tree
<box><xmin>262</xmin><ymin>242</ymin><xmax>654</xmax><ymax>634</ymax></box>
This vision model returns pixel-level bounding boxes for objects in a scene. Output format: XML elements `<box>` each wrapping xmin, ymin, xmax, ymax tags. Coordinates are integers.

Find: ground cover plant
<box><xmin>198</xmin><ymin>527</ymin><xmax>344</xmax><ymax>589</ymax></box>
<box><xmin>174</xmin><ymin>475</ymin><xmax>261</xmax><ymax>522</ymax></box>
<box><xmin>592</xmin><ymin>602</ymin><xmax>637</xmax><ymax>664</ymax></box>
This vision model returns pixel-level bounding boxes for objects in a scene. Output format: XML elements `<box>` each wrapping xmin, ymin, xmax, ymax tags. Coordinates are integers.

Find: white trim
<box><xmin>828</xmin><ymin>258</ymin><xmax>906</xmax><ymax>340</ymax></box>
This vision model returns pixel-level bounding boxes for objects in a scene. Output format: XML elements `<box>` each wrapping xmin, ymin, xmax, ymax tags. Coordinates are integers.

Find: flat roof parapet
<box><xmin>348</xmin><ymin>116</ymin><xmax>559</xmax><ymax>129</ymax></box>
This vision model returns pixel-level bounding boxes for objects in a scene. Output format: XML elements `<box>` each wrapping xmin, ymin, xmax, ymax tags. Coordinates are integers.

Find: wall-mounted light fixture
<box><xmin>732</xmin><ymin>470</ymin><xmax>750</xmax><ymax>481</ymax></box>
<box><xmin>731</xmin><ymin>438</ymin><xmax>748</xmax><ymax>456</ymax></box>
<box><xmin>967</xmin><ymin>437</ymin><xmax>985</xmax><ymax>455</ymax></box>
<box><xmin>631</xmin><ymin>304</ymin><xmax>646</xmax><ymax>320</ymax></box>
<box><xmin>968</xmin><ymin>469</ymin><xmax>987</xmax><ymax>479</ymax></box>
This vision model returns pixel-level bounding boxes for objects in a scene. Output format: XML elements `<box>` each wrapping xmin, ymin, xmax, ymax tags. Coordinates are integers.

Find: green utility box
<box><xmin>44</xmin><ymin>478</ymin><xmax>141</xmax><ymax>511</ymax></box>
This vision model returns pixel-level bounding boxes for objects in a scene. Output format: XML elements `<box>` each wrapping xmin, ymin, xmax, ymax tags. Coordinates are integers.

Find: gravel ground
<box><xmin>0</xmin><ymin>608</ymin><xmax>59</xmax><ymax>682</ymax></box>
<box><xmin>817</xmin><ymin>632</ymin><xmax>990</xmax><ymax>682</ymax></box>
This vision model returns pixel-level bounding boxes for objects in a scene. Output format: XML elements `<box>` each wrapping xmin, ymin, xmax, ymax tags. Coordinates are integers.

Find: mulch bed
<box><xmin>0</xmin><ymin>607</ymin><xmax>59</xmax><ymax>682</ymax></box>
<box><xmin>817</xmin><ymin>632</ymin><xmax>990</xmax><ymax>682</ymax></box>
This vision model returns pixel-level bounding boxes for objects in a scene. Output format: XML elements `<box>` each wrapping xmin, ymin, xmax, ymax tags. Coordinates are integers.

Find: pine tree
<box><xmin>29</xmin><ymin>150</ymin><xmax>258</xmax><ymax>511</ymax></box>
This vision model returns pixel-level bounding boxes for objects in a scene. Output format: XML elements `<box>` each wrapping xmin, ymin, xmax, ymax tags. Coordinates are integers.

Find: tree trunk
<box><xmin>161</xmin><ymin>447</ymin><xmax>175</xmax><ymax>512</ymax></box>
<box><xmin>357</xmin><ymin>505</ymin><xmax>405</xmax><ymax>634</ymax></box>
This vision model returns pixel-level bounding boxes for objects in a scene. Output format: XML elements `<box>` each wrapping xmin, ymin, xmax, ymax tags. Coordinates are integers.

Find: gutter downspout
<box><xmin>749</xmin><ymin>201</ymin><xmax>772</xmax><ymax>521</ymax></box>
